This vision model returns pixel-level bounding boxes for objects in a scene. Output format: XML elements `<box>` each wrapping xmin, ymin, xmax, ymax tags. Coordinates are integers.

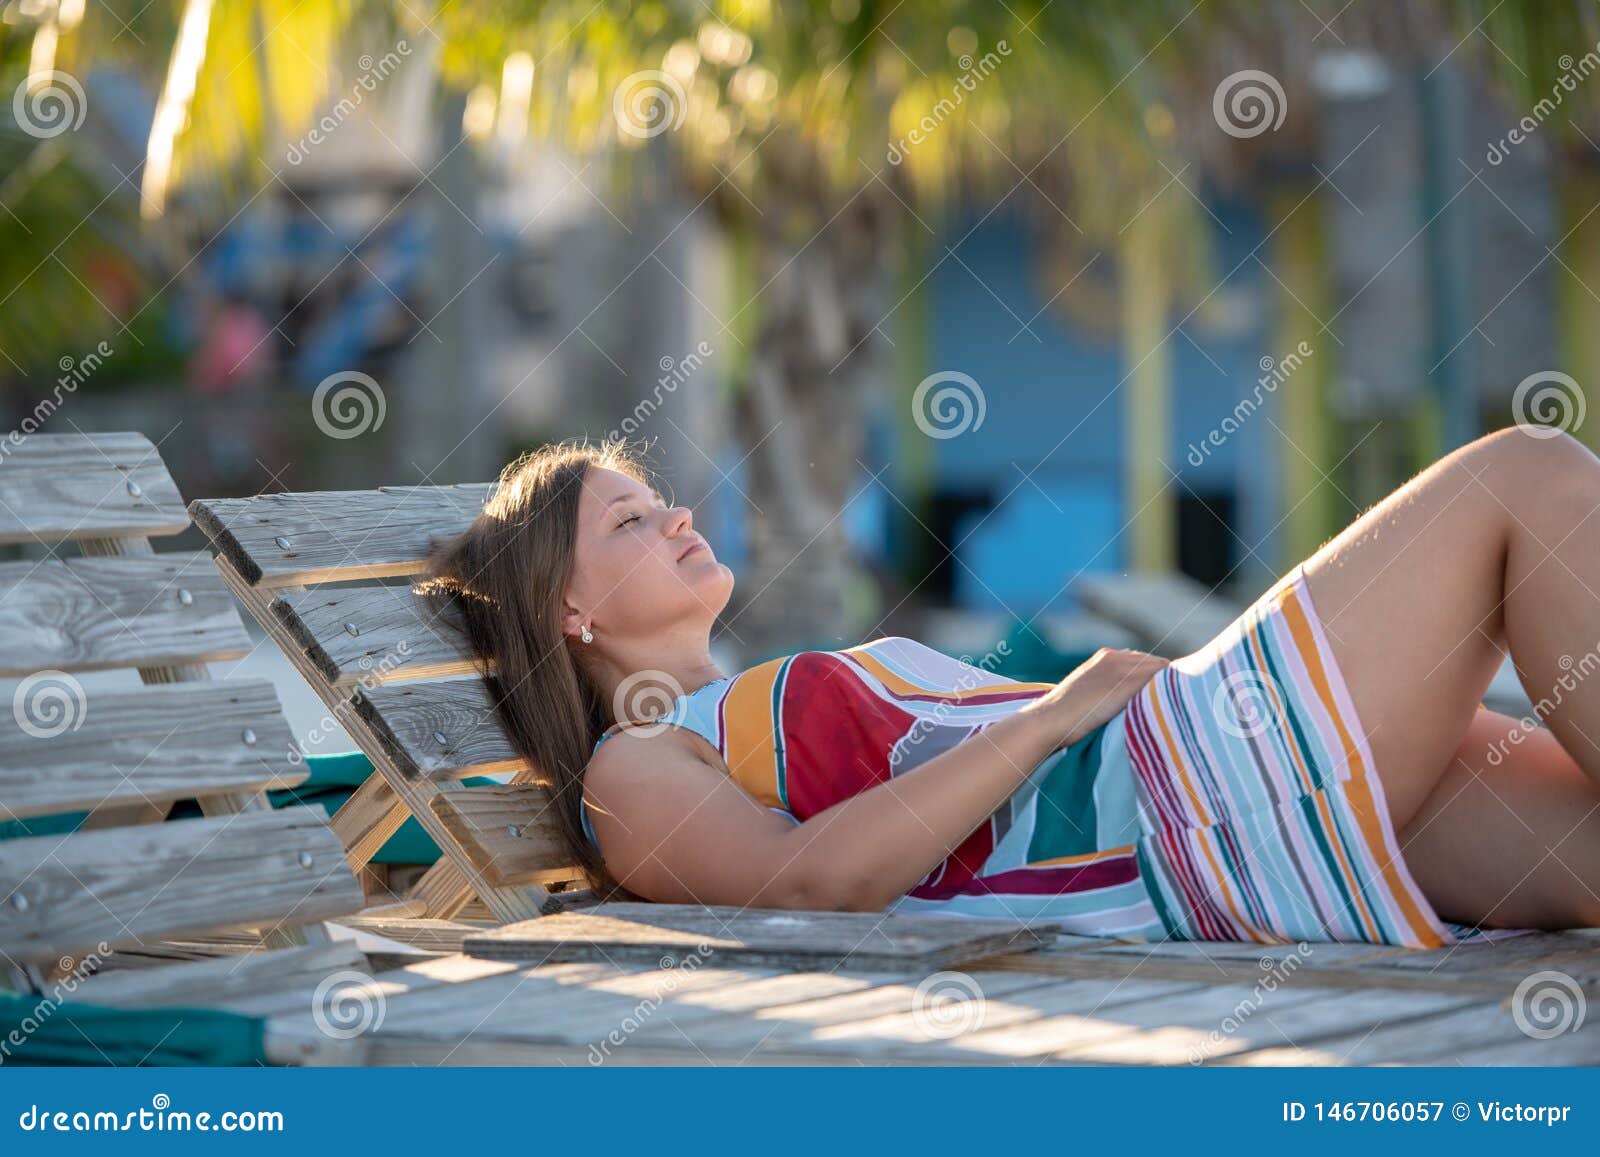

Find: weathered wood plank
<box><xmin>0</xmin><ymin>807</ymin><xmax>365</xmax><ymax>962</ymax></box>
<box><xmin>428</xmin><ymin>786</ymin><xmax>583</xmax><ymax>886</ymax></box>
<box><xmin>0</xmin><ymin>433</ymin><xmax>189</xmax><ymax>544</ymax></box>
<box><xmin>1224</xmin><ymin>1001</ymin><xmax>1532</xmax><ymax>1066</ymax></box>
<box><xmin>1073</xmin><ymin>573</ymin><xmax>1243</xmax><ymax>657</ymax></box>
<box><xmin>211</xmin><ymin>554</ymin><xmax>547</xmax><ymax>922</ymax></box>
<box><xmin>354</xmin><ymin>677</ymin><xmax>522</xmax><ymax>780</ymax></box>
<box><xmin>639</xmin><ymin>969</ymin><xmax>1062</xmax><ymax>1055</ymax></box>
<box><xmin>189</xmin><ymin>485</ymin><xmax>493</xmax><ymax>589</ymax></box>
<box><xmin>73</xmin><ymin>941</ymin><xmax>367</xmax><ymax>1008</ymax></box>
<box><xmin>465</xmin><ymin>904</ymin><xmax>1056</xmax><ymax>971</ymax></box>
<box><xmin>274</xmin><ymin>584</ymin><xmax>476</xmax><ymax>690</ymax></box>
<box><xmin>0</xmin><ymin>553</ymin><xmax>249</xmax><ymax>675</ymax></box>
<box><xmin>338</xmin><ymin>917</ymin><xmax>488</xmax><ymax>954</ymax></box>
<box><xmin>0</xmin><ymin>678</ymin><xmax>305</xmax><ymax>820</ymax></box>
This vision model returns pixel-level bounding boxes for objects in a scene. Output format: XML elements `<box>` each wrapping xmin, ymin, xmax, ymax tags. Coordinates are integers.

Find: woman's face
<box><xmin>564</xmin><ymin>466</ymin><xmax>733</xmax><ymax>641</ymax></box>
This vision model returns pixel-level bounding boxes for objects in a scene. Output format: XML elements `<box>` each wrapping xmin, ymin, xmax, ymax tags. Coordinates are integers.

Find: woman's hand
<box><xmin>1019</xmin><ymin>647</ymin><xmax>1170</xmax><ymax>749</ymax></box>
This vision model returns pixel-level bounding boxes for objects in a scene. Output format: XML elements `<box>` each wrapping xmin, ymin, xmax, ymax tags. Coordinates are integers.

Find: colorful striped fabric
<box><xmin>584</xmin><ymin>567</ymin><xmax>1502</xmax><ymax>946</ymax></box>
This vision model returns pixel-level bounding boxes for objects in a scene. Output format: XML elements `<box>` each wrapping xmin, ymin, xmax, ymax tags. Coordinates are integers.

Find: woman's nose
<box><xmin>668</xmin><ymin>505</ymin><xmax>693</xmax><ymax>535</ymax></box>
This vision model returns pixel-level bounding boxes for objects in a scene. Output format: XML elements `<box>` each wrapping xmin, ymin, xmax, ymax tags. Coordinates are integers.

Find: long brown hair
<box><xmin>419</xmin><ymin>439</ymin><xmax>649</xmax><ymax>898</ymax></box>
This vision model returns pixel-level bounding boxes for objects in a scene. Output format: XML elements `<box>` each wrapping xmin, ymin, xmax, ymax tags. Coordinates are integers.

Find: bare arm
<box><xmin>584</xmin><ymin>648</ymin><xmax>1169</xmax><ymax>911</ymax></box>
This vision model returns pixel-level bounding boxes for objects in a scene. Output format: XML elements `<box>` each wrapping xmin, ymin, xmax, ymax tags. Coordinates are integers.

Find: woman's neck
<box><xmin>593</xmin><ymin>632</ymin><xmax>725</xmax><ymax>720</ymax></box>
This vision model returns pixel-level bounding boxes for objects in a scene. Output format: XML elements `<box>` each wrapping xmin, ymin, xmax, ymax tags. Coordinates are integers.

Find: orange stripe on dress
<box><xmin>1277</xmin><ymin>584</ymin><xmax>1443</xmax><ymax>945</ymax></box>
<box><xmin>845</xmin><ymin>647</ymin><xmax>1054</xmax><ymax>699</ymax></box>
<box><xmin>1028</xmin><ymin>844</ymin><xmax>1135</xmax><ymax>869</ymax></box>
<box><xmin>720</xmin><ymin>658</ymin><xmax>786</xmax><ymax>811</ymax></box>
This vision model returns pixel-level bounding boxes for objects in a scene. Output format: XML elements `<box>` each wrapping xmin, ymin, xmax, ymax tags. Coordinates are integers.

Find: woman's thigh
<box><xmin>1399</xmin><ymin>710</ymin><xmax>1600</xmax><ymax>929</ymax></box>
<box><xmin>1296</xmin><ymin>435</ymin><xmax>1521</xmax><ymax>830</ymax></box>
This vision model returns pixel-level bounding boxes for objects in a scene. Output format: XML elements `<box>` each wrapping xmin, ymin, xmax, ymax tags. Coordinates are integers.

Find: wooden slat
<box><xmin>274</xmin><ymin>584</ymin><xmax>476</xmax><ymax>690</ymax></box>
<box><xmin>73</xmin><ymin>941</ymin><xmax>368</xmax><ymax>1008</ymax></box>
<box><xmin>0</xmin><ymin>806</ymin><xmax>365</xmax><ymax>962</ymax></box>
<box><xmin>211</xmin><ymin>554</ymin><xmax>550</xmax><ymax>922</ymax></box>
<box><xmin>464</xmin><ymin>904</ymin><xmax>1055</xmax><ymax>971</ymax></box>
<box><xmin>0</xmin><ymin>678</ymin><xmax>305</xmax><ymax>820</ymax></box>
<box><xmin>189</xmin><ymin>484</ymin><xmax>493</xmax><ymax>589</ymax></box>
<box><xmin>428</xmin><ymin>786</ymin><xmax>583</xmax><ymax>886</ymax></box>
<box><xmin>356</xmin><ymin>678</ymin><xmax>521</xmax><ymax>780</ymax></box>
<box><xmin>0</xmin><ymin>552</ymin><xmax>249</xmax><ymax>675</ymax></box>
<box><xmin>1073</xmin><ymin>573</ymin><xmax>1243</xmax><ymax>657</ymax></box>
<box><xmin>0</xmin><ymin>433</ymin><xmax>189</xmax><ymax>544</ymax></box>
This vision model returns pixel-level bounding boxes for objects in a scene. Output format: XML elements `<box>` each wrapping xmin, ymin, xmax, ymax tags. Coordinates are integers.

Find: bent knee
<box><xmin>1460</xmin><ymin>426</ymin><xmax>1600</xmax><ymax>513</ymax></box>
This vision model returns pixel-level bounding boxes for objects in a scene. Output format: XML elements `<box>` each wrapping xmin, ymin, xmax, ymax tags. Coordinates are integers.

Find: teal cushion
<box><xmin>0</xmin><ymin>751</ymin><xmax>486</xmax><ymax>866</ymax></box>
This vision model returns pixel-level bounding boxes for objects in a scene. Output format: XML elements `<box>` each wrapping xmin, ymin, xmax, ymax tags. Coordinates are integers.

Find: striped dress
<box><xmin>583</xmin><ymin>566</ymin><xmax>1503</xmax><ymax>946</ymax></box>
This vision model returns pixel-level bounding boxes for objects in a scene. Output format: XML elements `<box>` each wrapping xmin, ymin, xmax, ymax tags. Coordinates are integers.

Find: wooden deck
<box><xmin>107</xmin><ymin>917</ymin><xmax>1597</xmax><ymax>1066</ymax></box>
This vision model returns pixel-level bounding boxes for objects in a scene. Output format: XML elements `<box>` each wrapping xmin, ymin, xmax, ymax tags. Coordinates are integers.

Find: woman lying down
<box><xmin>421</xmin><ymin>428</ymin><xmax>1600</xmax><ymax>947</ymax></box>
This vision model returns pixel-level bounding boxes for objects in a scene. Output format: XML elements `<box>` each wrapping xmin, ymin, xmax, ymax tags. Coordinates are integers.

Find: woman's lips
<box><xmin>677</xmin><ymin>538</ymin><xmax>708</xmax><ymax>561</ymax></box>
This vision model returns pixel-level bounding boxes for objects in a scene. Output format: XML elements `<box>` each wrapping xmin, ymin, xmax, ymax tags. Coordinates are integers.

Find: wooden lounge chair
<box><xmin>0</xmin><ymin>433</ymin><xmax>368</xmax><ymax>1060</ymax></box>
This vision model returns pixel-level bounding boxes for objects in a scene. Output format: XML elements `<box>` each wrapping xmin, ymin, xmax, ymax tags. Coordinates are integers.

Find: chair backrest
<box><xmin>0</xmin><ymin>433</ymin><xmax>365</xmax><ymax>972</ymax></box>
<box><xmin>190</xmin><ymin>483</ymin><xmax>582</xmax><ymax>925</ymax></box>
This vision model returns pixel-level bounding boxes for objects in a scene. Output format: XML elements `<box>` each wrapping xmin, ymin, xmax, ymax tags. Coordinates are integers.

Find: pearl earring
<box><xmin>580</xmin><ymin>625</ymin><xmax>594</xmax><ymax>644</ymax></box>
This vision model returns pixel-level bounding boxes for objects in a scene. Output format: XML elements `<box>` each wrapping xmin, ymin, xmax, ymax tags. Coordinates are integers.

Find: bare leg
<box><xmin>1399</xmin><ymin>710</ymin><xmax>1600</xmax><ymax>928</ymax></box>
<box><xmin>1302</xmin><ymin>427</ymin><xmax>1600</xmax><ymax>831</ymax></box>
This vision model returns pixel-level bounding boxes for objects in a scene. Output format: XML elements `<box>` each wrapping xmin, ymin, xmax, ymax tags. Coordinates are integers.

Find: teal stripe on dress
<box><xmin>1298</xmin><ymin>792</ymin><xmax>1366</xmax><ymax>936</ymax></box>
<box><xmin>1253</xmin><ymin>613</ymin><xmax>1324</xmax><ymax>794</ymax></box>
<box><xmin>1025</xmin><ymin>727</ymin><xmax>1105</xmax><ymax>862</ymax></box>
<box><xmin>771</xmin><ymin>657</ymin><xmax>793</xmax><ymax>809</ymax></box>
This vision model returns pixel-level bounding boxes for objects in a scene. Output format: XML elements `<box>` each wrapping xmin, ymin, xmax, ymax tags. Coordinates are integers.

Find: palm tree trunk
<box><xmin>725</xmin><ymin>186</ymin><xmax>893</xmax><ymax>660</ymax></box>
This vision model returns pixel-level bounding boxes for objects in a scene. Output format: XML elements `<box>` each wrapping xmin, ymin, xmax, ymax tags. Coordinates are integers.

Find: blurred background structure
<box><xmin>4</xmin><ymin>0</ymin><xmax>1599</xmax><ymax>695</ymax></box>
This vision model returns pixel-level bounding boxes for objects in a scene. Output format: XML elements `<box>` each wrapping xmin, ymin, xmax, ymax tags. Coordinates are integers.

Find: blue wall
<box><xmin>902</xmin><ymin>201</ymin><xmax>1271</xmax><ymax>613</ymax></box>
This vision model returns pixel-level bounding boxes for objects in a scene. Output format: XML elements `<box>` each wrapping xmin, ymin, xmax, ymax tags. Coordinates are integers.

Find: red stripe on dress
<box><xmin>909</xmin><ymin>851</ymin><xmax>1139</xmax><ymax>900</ymax></box>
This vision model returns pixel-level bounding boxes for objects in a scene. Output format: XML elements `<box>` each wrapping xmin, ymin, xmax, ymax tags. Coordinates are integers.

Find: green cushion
<box><xmin>0</xmin><ymin>991</ymin><xmax>267</xmax><ymax>1066</ymax></box>
<box><xmin>0</xmin><ymin>751</ymin><xmax>491</xmax><ymax>865</ymax></box>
